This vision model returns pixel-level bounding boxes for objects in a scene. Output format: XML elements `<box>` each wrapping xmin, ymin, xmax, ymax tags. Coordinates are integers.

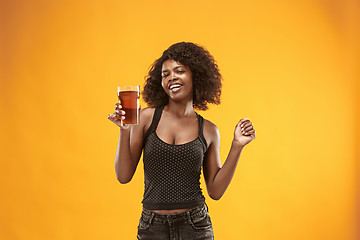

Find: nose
<box><xmin>169</xmin><ymin>71</ymin><xmax>177</xmax><ymax>81</ymax></box>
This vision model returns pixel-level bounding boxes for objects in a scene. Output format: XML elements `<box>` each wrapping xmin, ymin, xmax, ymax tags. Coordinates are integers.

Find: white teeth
<box><xmin>169</xmin><ymin>84</ymin><xmax>181</xmax><ymax>90</ymax></box>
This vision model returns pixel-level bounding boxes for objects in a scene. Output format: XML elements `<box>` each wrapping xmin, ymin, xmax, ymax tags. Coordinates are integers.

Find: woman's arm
<box><xmin>203</xmin><ymin>118</ymin><xmax>255</xmax><ymax>200</ymax></box>
<box><xmin>108</xmin><ymin>105</ymin><xmax>153</xmax><ymax>184</ymax></box>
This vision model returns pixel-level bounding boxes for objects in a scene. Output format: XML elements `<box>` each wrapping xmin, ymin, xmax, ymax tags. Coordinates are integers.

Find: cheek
<box><xmin>188</xmin><ymin>76</ymin><xmax>194</xmax><ymax>89</ymax></box>
<box><xmin>161</xmin><ymin>80</ymin><xmax>168</xmax><ymax>94</ymax></box>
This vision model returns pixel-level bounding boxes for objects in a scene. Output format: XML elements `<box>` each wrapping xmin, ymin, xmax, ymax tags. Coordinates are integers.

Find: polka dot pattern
<box><xmin>141</xmin><ymin>124</ymin><xmax>207</xmax><ymax>210</ymax></box>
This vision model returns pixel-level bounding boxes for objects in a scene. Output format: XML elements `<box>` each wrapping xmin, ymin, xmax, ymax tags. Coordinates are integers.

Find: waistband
<box><xmin>142</xmin><ymin>198</ymin><xmax>205</xmax><ymax>210</ymax></box>
<box><xmin>142</xmin><ymin>202</ymin><xmax>209</xmax><ymax>222</ymax></box>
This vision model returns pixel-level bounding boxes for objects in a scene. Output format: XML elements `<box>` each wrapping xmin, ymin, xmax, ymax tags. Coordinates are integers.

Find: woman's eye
<box><xmin>162</xmin><ymin>74</ymin><xmax>169</xmax><ymax>79</ymax></box>
<box><xmin>177</xmin><ymin>70</ymin><xmax>184</xmax><ymax>74</ymax></box>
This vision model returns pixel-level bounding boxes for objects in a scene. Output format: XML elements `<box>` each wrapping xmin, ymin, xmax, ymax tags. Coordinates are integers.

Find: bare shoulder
<box><xmin>203</xmin><ymin>118</ymin><xmax>219</xmax><ymax>134</ymax></box>
<box><xmin>140</xmin><ymin>107</ymin><xmax>156</xmax><ymax>131</ymax></box>
<box><xmin>202</xmin><ymin>118</ymin><xmax>220</xmax><ymax>146</ymax></box>
<box><xmin>140</xmin><ymin>107</ymin><xmax>155</xmax><ymax>119</ymax></box>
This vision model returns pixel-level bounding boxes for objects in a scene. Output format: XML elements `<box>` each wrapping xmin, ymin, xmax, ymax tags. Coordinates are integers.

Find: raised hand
<box><xmin>107</xmin><ymin>103</ymin><xmax>129</xmax><ymax>129</ymax></box>
<box><xmin>233</xmin><ymin>118</ymin><xmax>256</xmax><ymax>147</ymax></box>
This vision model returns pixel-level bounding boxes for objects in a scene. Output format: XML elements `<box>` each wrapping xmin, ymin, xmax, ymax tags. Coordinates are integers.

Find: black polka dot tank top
<box><xmin>141</xmin><ymin>106</ymin><xmax>208</xmax><ymax>210</ymax></box>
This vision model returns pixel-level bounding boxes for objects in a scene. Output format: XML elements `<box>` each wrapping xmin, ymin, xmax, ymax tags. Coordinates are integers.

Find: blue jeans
<box><xmin>137</xmin><ymin>204</ymin><xmax>214</xmax><ymax>240</ymax></box>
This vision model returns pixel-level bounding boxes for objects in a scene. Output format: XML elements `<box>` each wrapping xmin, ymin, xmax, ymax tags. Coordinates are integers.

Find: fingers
<box><xmin>243</xmin><ymin>129</ymin><xmax>255</xmax><ymax>136</ymax></box>
<box><xmin>242</xmin><ymin>124</ymin><xmax>253</xmax><ymax>132</ymax></box>
<box><xmin>115</xmin><ymin>109</ymin><xmax>125</xmax><ymax>116</ymax></box>
<box><xmin>107</xmin><ymin>113</ymin><xmax>127</xmax><ymax>128</ymax></box>
<box><xmin>238</xmin><ymin>118</ymin><xmax>249</xmax><ymax>126</ymax></box>
<box><xmin>115</xmin><ymin>103</ymin><xmax>122</xmax><ymax>110</ymax></box>
<box><xmin>238</xmin><ymin>118</ymin><xmax>254</xmax><ymax>136</ymax></box>
<box><xmin>114</xmin><ymin>103</ymin><xmax>125</xmax><ymax>117</ymax></box>
<box><xmin>238</xmin><ymin>118</ymin><xmax>251</xmax><ymax>129</ymax></box>
<box><xmin>108</xmin><ymin>103</ymin><xmax>143</xmax><ymax>129</ymax></box>
<box><xmin>108</xmin><ymin>105</ymin><xmax>125</xmax><ymax>122</ymax></box>
<box><xmin>107</xmin><ymin>113</ymin><xmax>125</xmax><ymax>121</ymax></box>
<box><xmin>108</xmin><ymin>103</ymin><xmax>143</xmax><ymax>128</ymax></box>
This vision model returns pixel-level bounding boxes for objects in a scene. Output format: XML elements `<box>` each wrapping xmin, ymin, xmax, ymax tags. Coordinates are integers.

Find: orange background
<box><xmin>1</xmin><ymin>0</ymin><xmax>359</xmax><ymax>239</ymax></box>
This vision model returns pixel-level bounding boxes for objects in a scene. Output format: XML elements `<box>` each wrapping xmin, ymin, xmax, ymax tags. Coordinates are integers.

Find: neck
<box><xmin>166</xmin><ymin>100</ymin><xmax>195</xmax><ymax>118</ymax></box>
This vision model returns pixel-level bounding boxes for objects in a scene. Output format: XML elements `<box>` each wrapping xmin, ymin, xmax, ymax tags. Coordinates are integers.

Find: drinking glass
<box><xmin>117</xmin><ymin>85</ymin><xmax>140</xmax><ymax>125</ymax></box>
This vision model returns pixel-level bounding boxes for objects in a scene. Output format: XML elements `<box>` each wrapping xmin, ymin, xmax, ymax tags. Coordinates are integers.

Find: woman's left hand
<box><xmin>234</xmin><ymin>118</ymin><xmax>256</xmax><ymax>147</ymax></box>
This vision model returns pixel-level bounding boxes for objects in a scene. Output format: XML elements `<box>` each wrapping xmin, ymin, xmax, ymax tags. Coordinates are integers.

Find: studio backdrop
<box><xmin>1</xmin><ymin>0</ymin><xmax>359</xmax><ymax>239</ymax></box>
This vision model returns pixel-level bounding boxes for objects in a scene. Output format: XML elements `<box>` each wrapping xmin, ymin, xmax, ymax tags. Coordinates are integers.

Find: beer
<box><xmin>117</xmin><ymin>86</ymin><xmax>140</xmax><ymax>125</ymax></box>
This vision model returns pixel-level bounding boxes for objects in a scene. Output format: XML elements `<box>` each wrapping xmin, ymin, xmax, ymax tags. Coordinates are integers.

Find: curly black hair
<box><xmin>142</xmin><ymin>42</ymin><xmax>222</xmax><ymax>111</ymax></box>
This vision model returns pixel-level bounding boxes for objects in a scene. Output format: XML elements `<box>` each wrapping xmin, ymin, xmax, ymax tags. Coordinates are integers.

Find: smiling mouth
<box><xmin>169</xmin><ymin>84</ymin><xmax>182</xmax><ymax>91</ymax></box>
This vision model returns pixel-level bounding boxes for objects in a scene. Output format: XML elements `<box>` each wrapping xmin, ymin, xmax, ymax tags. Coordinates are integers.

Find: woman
<box><xmin>107</xmin><ymin>42</ymin><xmax>256</xmax><ymax>239</ymax></box>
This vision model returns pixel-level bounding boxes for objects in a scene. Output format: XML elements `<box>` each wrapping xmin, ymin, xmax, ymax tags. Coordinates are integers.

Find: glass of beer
<box><xmin>117</xmin><ymin>85</ymin><xmax>140</xmax><ymax>125</ymax></box>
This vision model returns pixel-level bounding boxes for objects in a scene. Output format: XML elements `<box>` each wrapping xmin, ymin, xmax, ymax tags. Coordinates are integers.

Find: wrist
<box><xmin>119</xmin><ymin>126</ymin><xmax>131</xmax><ymax>134</ymax></box>
<box><xmin>232</xmin><ymin>139</ymin><xmax>245</xmax><ymax>149</ymax></box>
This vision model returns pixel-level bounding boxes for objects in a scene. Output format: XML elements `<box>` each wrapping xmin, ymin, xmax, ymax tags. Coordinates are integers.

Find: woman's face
<box><xmin>161</xmin><ymin>59</ymin><xmax>193</xmax><ymax>103</ymax></box>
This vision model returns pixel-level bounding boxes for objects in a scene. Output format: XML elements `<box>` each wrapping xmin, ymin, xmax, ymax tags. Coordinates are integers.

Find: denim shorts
<box><xmin>137</xmin><ymin>204</ymin><xmax>214</xmax><ymax>240</ymax></box>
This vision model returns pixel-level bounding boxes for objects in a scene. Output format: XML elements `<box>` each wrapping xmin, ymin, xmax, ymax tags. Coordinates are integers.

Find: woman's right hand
<box><xmin>107</xmin><ymin>103</ymin><xmax>129</xmax><ymax>129</ymax></box>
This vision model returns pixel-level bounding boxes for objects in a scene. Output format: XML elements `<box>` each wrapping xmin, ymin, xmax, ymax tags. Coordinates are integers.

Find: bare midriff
<box><xmin>149</xmin><ymin>208</ymin><xmax>193</xmax><ymax>215</ymax></box>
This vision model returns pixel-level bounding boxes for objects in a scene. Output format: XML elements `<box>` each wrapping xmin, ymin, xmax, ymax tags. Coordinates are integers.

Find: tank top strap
<box><xmin>143</xmin><ymin>105</ymin><xmax>165</xmax><ymax>141</ymax></box>
<box><xmin>196</xmin><ymin>112</ymin><xmax>208</xmax><ymax>153</ymax></box>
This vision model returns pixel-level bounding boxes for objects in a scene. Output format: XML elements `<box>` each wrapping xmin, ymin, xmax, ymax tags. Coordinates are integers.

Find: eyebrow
<box><xmin>162</xmin><ymin>66</ymin><xmax>182</xmax><ymax>73</ymax></box>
